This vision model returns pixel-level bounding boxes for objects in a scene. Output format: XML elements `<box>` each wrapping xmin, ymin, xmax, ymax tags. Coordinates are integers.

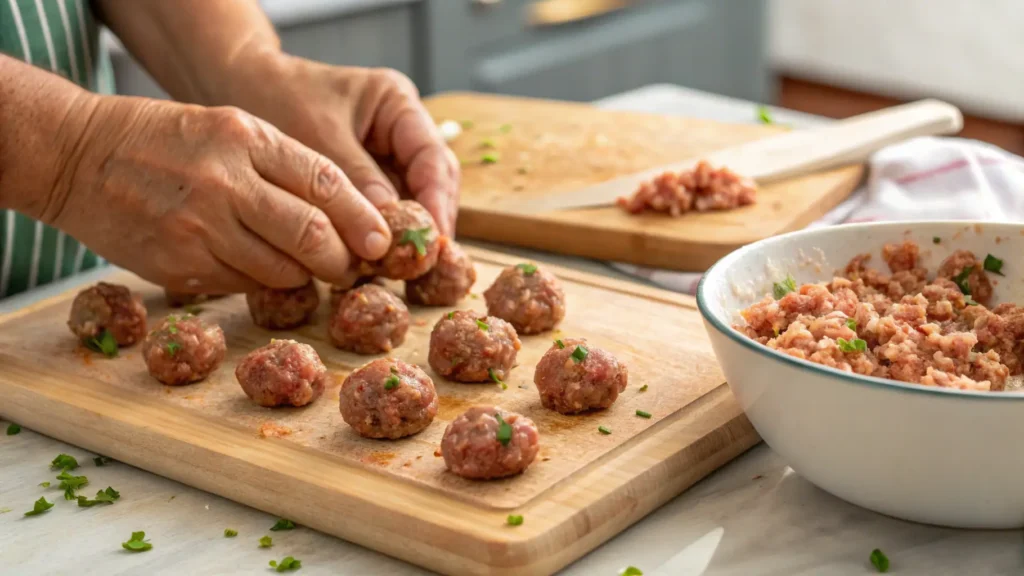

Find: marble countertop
<box><xmin>3</xmin><ymin>85</ymin><xmax>1020</xmax><ymax>576</ymax></box>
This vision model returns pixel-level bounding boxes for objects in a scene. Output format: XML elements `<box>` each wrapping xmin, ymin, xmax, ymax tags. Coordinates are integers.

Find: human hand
<box><xmin>43</xmin><ymin>94</ymin><xmax>393</xmax><ymax>294</ymax></box>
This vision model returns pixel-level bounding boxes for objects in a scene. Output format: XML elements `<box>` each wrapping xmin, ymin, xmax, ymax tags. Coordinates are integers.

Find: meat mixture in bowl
<box><xmin>735</xmin><ymin>241</ymin><xmax>1019</xmax><ymax>392</ymax></box>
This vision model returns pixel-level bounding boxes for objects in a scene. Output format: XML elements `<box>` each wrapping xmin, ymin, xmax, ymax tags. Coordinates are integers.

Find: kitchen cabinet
<box><xmin>109</xmin><ymin>0</ymin><xmax>770</xmax><ymax>104</ymax></box>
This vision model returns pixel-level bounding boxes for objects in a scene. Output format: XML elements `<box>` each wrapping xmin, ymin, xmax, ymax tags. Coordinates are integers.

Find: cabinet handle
<box><xmin>527</xmin><ymin>0</ymin><xmax>630</xmax><ymax>27</ymax></box>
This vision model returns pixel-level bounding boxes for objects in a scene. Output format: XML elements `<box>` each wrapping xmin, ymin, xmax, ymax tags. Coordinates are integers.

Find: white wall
<box><xmin>769</xmin><ymin>0</ymin><xmax>1024</xmax><ymax>122</ymax></box>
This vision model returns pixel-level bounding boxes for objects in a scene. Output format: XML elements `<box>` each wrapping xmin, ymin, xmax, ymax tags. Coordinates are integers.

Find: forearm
<box><xmin>0</xmin><ymin>54</ymin><xmax>98</xmax><ymax>220</ymax></box>
<box><xmin>93</xmin><ymin>0</ymin><xmax>281</xmax><ymax>106</ymax></box>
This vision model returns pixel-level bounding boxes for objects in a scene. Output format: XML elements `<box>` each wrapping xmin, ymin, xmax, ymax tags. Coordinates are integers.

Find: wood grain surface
<box><xmin>0</xmin><ymin>246</ymin><xmax>759</xmax><ymax>575</ymax></box>
<box><xmin>429</xmin><ymin>92</ymin><xmax>864</xmax><ymax>271</ymax></box>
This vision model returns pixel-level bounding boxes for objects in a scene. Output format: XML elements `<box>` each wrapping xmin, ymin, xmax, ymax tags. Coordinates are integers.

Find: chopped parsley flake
<box><xmin>506</xmin><ymin>514</ymin><xmax>524</xmax><ymax>526</ymax></box>
<box><xmin>554</xmin><ymin>339</ymin><xmax>565</xmax><ymax>349</ymax></box>
<box><xmin>639</xmin><ymin>385</ymin><xmax>648</xmax><ymax>392</ymax></box>
<box><xmin>122</xmin><ymin>531</ymin><xmax>153</xmax><ymax>552</ymax></box>
<box><xmin>636</xmin><ymin>410</ymin><xmax>652</xmax><ymax>419</ymax></box>
<box><xmin>932</xmin><ymin>236</ymin><xmax>941</xmax><ymax>244</ymax></box>
<box><xmin>772</xmin><ymin>275</ymin><xmax>797</xmax><ymax>299</ymax></box>
<box><xmin>756</xmin><ymin>105</ymin><xmax>773</xmax><ymax>124</ymax></box>
<box><xmin>516</xmin><ymin>263</ymin><xmax>538</xmax><ymax>276</ymax></box>
<box><xmin>953</xmin><ymin>266</ymin><xmax>973</xmax><ymax>295</ymax></box>
<box><xmin>57</xmin><ymin>470</ymin><xmax>89</xmax><ymax>500</ymax></box>
<box><xmin>598</xmin><ymin>425</ymin><xmax>612</xmax><ymax>435</ymax></box>
<box><xmin>269</xmin><ymin>556</ymin><xmax>302</xmax><ymax>572</ymax></box>
<box><xmin>570</xmin><ymin>345</ymin><xmax>588</xmax><ymax>363</ymax></box>
<box><xmin>224</xmin><ymin>528</ymin><xmax>238</xmax><ymax>537</ymax></box>
<box><xmin>399</xmin><ymin>227</ymin><xmax>432</xmax><ymax>257</ymax></box>
<box><xmin>24</xmin><ymin>497</ymin><xmax>54</xmax><ymax>517</ymax></box>
<box><xmin>837</xmin><ymin>338</ymin><xmax>867</xmax><ymax>353</ymax></box>
<box><xmin>51</xmin><ymin>454</ymin><xmax>79</xmax><ymax>471</ymax></box>
<box><xmin>481</xmin><ymin>152</ymin><xmax>499</xmax><ymax>164</ymax></box>
<box><xmin>77</xmin><ymin>486</ymin><xmax>120</xmax><ymax>507</ymax></box>
<box><xmin>984</xmin><ymin>254</ymin><xmax>1004</xmax><ymax>276</ymax></box>
<box><xmin>6</xmin><ymin>423</ymin><xmax>20</xmax><ymax>435</ymax></box>
<box><xmin>183</xmin><ymin>304</ymin><xmax>204</xmax><ymax>315</ymax></box>
<box><xmin>384</xmin><ymin>375</ymin><xmax>400</xmax><ymax>390</ymax></box>
<box><xmin>480</xmin><ymin>138</ymin><xmax>496</xmax><ymax>148</ymax></box>
<box><xmin>259</xmin><ymin>535</ymin><xmax>273</xmax><ymax>548</ymax></box>
<box><xmin>621</xmin><ymin>567</ymin><xmax>644</xmax><ymax>576</ymax></box>
<box><xmin>0</xmin><ymin>507</ymin><xmax>11</xmax><ymax>514</ymax></box>
<box><xmin>94</xmin><ymin>455</ymin><xmax>113</xmax><ymax>467</ymax></box>
<box><xmin>166</xmin><ymin>341</ymin><xmax>181</xmax><ymax>356</ymax></box>
<box><xmin>460</xmin><ymin>120</ymin><xmax>474</xmax><ymax>129</ymax></box>
<box><xmin>85</xmin><ymin>330</ymin><xmax>118</xmax><ymax>358</ymax></box>
<box><xmin>447</xmin><ymin>311</ymin><xmax>455</xmax><ymax>320</ymax></box>
<box><xmin>846</xmin><ymin>318</ymin><xmax>858</xmax><ymax>331</ymax></box>
<box><xmin>494</xmin><ymin>413</ymin><xmax>513</xmax><ymax>446</ymax></box>
<box><xmin>39</xmin><ymin>481</ymin><xmax>50</xmax><ymax>488</ymax></box>
<box><xmin>500</xmin><ymin>124</ymin><xmax>513</xmax><ymax>133</ymax></box>
<box><xmin>476</xmin><ymin>319</ymin><xmax>490</xmax><ymax>331</ymax></box>
<box><xmin>270</xmin><ymin>518</ymin><xmax>296</xmax><ymax>531</ymax></box>
<box><xmin>488</xmin><ymin>369</ymin><xmax>507</xmax><ymax>390</ymax></box>
<box><xmin>870</xmin><ymin>548</ymin><xmax>889</xmax><ymax>572</ymax></box>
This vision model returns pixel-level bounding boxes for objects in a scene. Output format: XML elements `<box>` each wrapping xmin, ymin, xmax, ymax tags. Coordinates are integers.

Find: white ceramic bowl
<box><xmin>697</xmin><ymin>221</ymin><xmax>1024</xmax><ymax>529</ymax></box>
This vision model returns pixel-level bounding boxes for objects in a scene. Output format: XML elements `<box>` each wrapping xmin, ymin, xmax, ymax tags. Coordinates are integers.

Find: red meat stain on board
<box><xmin>361</xmin><ymin>452</ymin><xmax>396</xmax><ymax>467</ymax></box>
<box><xmin>257</xmin><ymin>422</ymin><xmax>293</xmax><ymax>438</ymax></box>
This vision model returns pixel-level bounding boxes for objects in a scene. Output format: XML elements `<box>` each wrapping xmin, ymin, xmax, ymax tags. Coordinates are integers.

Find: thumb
<box><xmin>332</xmin><ymin>136</ymin><xmax>400</xmax><ymax>209</ymax></box>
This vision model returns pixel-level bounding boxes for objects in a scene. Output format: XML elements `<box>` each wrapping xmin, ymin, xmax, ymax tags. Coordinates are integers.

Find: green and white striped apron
<box><xmin>0</xmin><ymin>0</ymin><xmax>116</xmax><ymax>298</ymax></box>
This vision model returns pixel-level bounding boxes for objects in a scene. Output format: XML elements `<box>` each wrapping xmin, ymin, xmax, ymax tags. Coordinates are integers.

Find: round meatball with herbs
<box><xmin>441</xmin><ymin>405</ymin><xmax>540</xmax><ymax>480</ymax></box>
<box><xmin>339</xmin><ymin>358</ymin><xmax>438</xmax><ymax>439</ymax></box>
<box><xmin>235</xmin><ymin>339</ymin><xmax>329</xmax><ymax>407</ymax></box>
<box><xmin>329</xmin><ymin>276</ymin><xmax>380</xmax><ymax>310</ymax></box>
<box><xmin>428</xmin><ymin>310</ymin><xmax>521</xmax><ymax>383</ymax></box>
<box><xmin>369</xmin><ymin>200</ymin><xmax>441</xmax><ymax>280</ymax></box>
<box><xmin>68</xmin><ymin>282</ymin><xmax>148</xmax><ymax>348</ymax></box>
<box><xmin>329</xmin><ymin>284</ymin><xmax>410</xmax><ymax>354</ymax></box>
<box><xmin>142</xmin><ymin>314</ymin><xmax>227</xmax><ymax>386</ymax></box>
<box><xmin>405</xmin><ymin>237</ymin><xmax>477</xmax><ymax>306</ymax></box>
<box><xmin>533</xmin><ymin>338</ymin><xmax>629</xmax><ymax>414</ymax></box>
<box><xmin>246</xmin><ymin>281</ymin><xmax>320</xmax><ymax>330</ymax></box>
<box><xmin>484</xmin><ymin>263</ymin><xmax>566</xmax><ymax>334</ymax></box>
<box><xmin>164</xmin><ymin>289</ymin><xmax>224</xmax><ymax>309</ymax></box>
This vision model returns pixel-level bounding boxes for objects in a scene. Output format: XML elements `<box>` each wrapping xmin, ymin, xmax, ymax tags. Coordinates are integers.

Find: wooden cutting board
<box><xmin>429</xmin><ymin>92</ymin><xmax>863</xmax><ymax>271</ymax></box>
<box><xmin>0</xmin><ymin>247</ymin><xmax>758</xmax><ymax>576</ymax></box>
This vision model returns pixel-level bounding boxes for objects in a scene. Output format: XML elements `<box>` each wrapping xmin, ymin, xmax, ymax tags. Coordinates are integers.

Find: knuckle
<box><xmin>210</xmin><ymin>106</ymin><xmax>255</xmax><ymax>139</ymax></box>
<box><xmin>309</xmin><ymin>157</ymin><xmax>345</xmax><ymax>205</ymax></box>
<box><xmin>296</xmin><ymin>208</ymin><xmax>332</xmax><ymax>257</ymax></box>
<box><xmin>373</xmin><ymin>67</ymin><xmax>418</xmax><ymax>97</ymax></box>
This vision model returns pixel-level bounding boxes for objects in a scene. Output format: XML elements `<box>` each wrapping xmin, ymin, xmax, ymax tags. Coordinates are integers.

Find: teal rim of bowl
<box><xmin>696</xmin><ymin>240</ymin><xmax>1024</xmax><ymax>402</ymax></box>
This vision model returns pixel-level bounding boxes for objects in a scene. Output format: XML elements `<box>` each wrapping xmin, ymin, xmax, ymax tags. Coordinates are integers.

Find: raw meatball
<box><xmin>533</xmin><ymin>338</ymin><xmax>628</xmax><ymax>414</ymax></box>
<box><xmin>441</xmin><ymin>406</ymin><xmax>540</xmax><ymax>480</ymax></box>
<box><xmin>329</xmin><ymin>276</ymin><xmax>381</xmax><ymax>310</ymax></box>
<box><xmin>937</xmin><ymin>249</ymin><xmax>993</xmax><ymax>306</ymax></box>
<box><xmin>164</xmin><ymin>290</ymin><xmax>224</xmax><ymax>308</ymax></box>
<box><xmin>67</xmin><ymin>282</ymin><xmax>148</xmax><ymax>346</ymax></box>
<box><xmin>246</xmin><ymin>281</ymin><xmax>320</xmax><ymax>330</ymax></box>
<box><xmin>371</xmin><ymin>200</ymin><xmax>441</xmax><ymax>280</ymax></box>
<box><xmin>405</xmin><ymin>237</ymin><xmax>477</xmax><ymax>306</ymax></box>
<box><xmin>339</xmin><ymin>358</ymin><xmax>438</xmax><ymax>439</ymax></box>
<box><xmin>329</xmin><ymin>284</ymin><xmax>410</xmax><ymax>354</ymax></box>
<box><xmin>484</xmin><ymin>264</ymin><xmax>566</xmax><ymax>334</ymax></box>
<box><xmin>235</xmin><ymin>339</ymin><xmax>329</xmax><ymax>407</ymax></box>
<box><xmin>142</xmin><ymin>314</ymin><xmax>227</xmax><ymax>386</ymax></box>
<box><xmin>428</xmin><ymin>310</ymin><xmax>520</xmax><ymax>382</ymax></box>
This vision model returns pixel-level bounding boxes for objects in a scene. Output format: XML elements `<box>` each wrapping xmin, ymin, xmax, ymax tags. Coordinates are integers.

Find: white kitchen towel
<box><xmin>609</xmin><ymin>136</ymin><xmax>1024</xmax><ymax>294</ymax></box>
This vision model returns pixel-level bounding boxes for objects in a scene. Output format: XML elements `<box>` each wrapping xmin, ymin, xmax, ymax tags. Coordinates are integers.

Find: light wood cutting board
<box><xmin>429</xmin><ymin>92</ymin><xmax>863</xmax><ymax>271</ymax></box>
<box><xmin>0</xmin><ymin>247</ymin><xmax>758</xmax><ymax>575</ymax></box>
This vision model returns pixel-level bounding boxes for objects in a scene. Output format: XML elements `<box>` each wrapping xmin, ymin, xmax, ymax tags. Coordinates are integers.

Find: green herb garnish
<box><xmin>837</xmin><ymin>338</ymin><xmax>867</xmax><ymax>353</ymax></box>
<box><xmin>183</xmin><ymin>304</ymin><xmax>204</xmax><ymax>315</ymax></box>
<box><xmin>399</xmin><ymin>227</ymin><xmax>432</xmax><ymax>257</ymax></box>
<box><xmin>384</xmin><ymin>374</ymin><xmax>400</xmax><ymax>390</ymax></box>
<box><xmin>846</xmin><ymin>318</ymin><xmax>858</xmax><ymax>331</ymax></box>
<box><xmin>480</xmin><ymin>138</ymin><xmax>496</xmax><ymax>149</ymax></box>
<box><xmin>94</xmin><ymin>455</ymin><xmax>113</xmax><ymax>467</ymax></box>
<box><xmin>39</xmin><ymin>481</ymin><xmax>50</xmax><ymax>488</ymax></box>
<box><xmin>6</xmin><ymin>423</ymin><xmax>20</xmax><ymax>435</ymax></box>
<box><xmin>984</xmin><ymin>254</ymin><xmax>1004</xmax><ymax>276</ymax></box>
<box><xmin>494</xmin><ymin>413</ymin><xmax>513</xmax><ymax>447</ymax></box>
<box><xmin>772</xmin><ymin>275</ymin><xmax>797</xmax><ymax>299</ymax></box>
<box><xmin>85</xmin><ymin>329</ymin><xmax>118</xmax><ymax>358</ymax></box>
<box><xmin>500</xmin><ymin>124</ymin><xmax>512</xmax><ymax>133</ymax></box>
<box><xmin>224</xmin><ymin>528</ymin><xmax>238</xmax><ymax>537</ymax></box>
<box><xmin>461</xmin><ymin>120</ymin><xmax>475</xmax><ymax>129</ymax></box>
<box><xmin>932</xmin><ymin>236</ymin><xmax>941</xmax><ymax>244</ymax></box>
<box><xmin>77</xmin><ymin>486</ymin><xmax>120</xmax><ymax>507</ymax></box>
<box><xmin>476</xmin><ymin>319</ymin><xmax>490</xmax><ymax>331</ymax></box>
<box><xmin>639</xmin><ymin>385</ymin><xmax>648</xmax><ymax>392</ymax></box>
<box><xmin>0</xmin><ymin>507</ymin><xmax>11</xmax><ymax>514</ymax></box>
<box><xmin>23</xmin><ymin>497</ymin><xmax>54</xmax><ymax>517</ymax></box>
<box><xmin>447</xmin><ymin>311</ymin><xmax>455</xmax><ymax>320</ymax></box>
<box><xmin>269</xmin><ymin>556</ymin><xmax>302</xmax><ymax>572</ymax></box>
<box><xmin>621</xmin><ymin>567</ymin><xmax>644</xmax><ymax>576</ymax></box>
<box><xmin>598</xmin><ymin>425</ymin><xmax>612</xmax><ymax>435</ymax></box>
<box><xmin>270</xmin><ymin>518</ymin><xmax>296</xmax><ymax>531</ymax></box>
<box><xmin>965</xmin><ymin>295</ymin><xmax>979</xmax><ymax>306</ymax></box>
<box><xmin>259</xmin><ymin>535</ymin><xmax>273</xmax><ymax>548</ymax></box>
<box><xmin>756</xmin><ymin>105</ymin><xmax>773</xmax><ymax>124</ymax></box>
<box><xmin>488</xmin><ymin>369</ymin><xmax>507</xmax><ymax>390</ymax></box>
<box><xmin>555</xmin><ymin>339</ymin><xmax>565</xmax><ymax>349</ymax></box>
<box><xmin>636</xmin><ymin>410</ymin><xmax>652</xmax><ymax>419</ymax></box>
<box><xmin>51</xmin><ymin>453</ymin><xmax>79</xmax><ymax>471</ymax></box>
<box><xmin>571</xmin><ymin>345</ymin><xmax>588</xmax><ymax>363</ymax></box>
<box><xmin>953</xmin><ymin>266</ymin><xmax>973</xmax><ymax>294</ymax></box>
<box><xmin>57</xmin><ymin>470</ymin><xmax>89</xmax><ymax>500</ymax></box>
<box><xmin>506</xmin><ymin>514</ymin><xmax>523</xmax><ymax>526</ymax></box>
<box><xmin>869</xmin><ymin>548</ymin><xmax>889</xmax><ymax>572</ymax></box>
<box><xmin>516</xmin><ymin>263</ymin><xmax>538</xmax><ymax>276</ymax></box>
<box><xmin>122</xmin><ymin>531</ymin><xmax>153</xmax><ymax>552</ymax></box>
<box><xmin>481</xmin><ymin>152</ymin><xmax>499</xmax><ymax>164</ymax></box>
<box><xmin>166</xmin><ymin>341</ymin><xmax>181</xmax><ymax>356</ymax></box>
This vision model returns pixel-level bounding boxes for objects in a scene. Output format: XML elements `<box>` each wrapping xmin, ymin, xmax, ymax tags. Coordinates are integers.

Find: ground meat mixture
<box><xmin>329</xmin><ymin>284</ymin><xmax>410</xmax><ymax>354</ymax></box>
<box><xmin>142</xmin><ymin>313</ymin><xmax>227</xmax><ymax>386</ymax></box>
<box><xmin>483</xmin><ymin>264</ymin><xmax>566</xmax><ymax>335</ymax></box>
<box><xmin>339</xmin><ymin>358</ymin><xmax>438</xmax><ymax>439</ymax></box>
<box><xmin>736</xmin><ymin>241</ymin><xmax>1017</xmax><ymax>392</ymax></box>
<box><xmin>329</xmin><ymin>276</ymin><xmax>380</xmax><ymax>310</ymax></box>
<box><xmin>367</xmin><ymin>200</ymin><xmax>441</xmax><ymax>280</ymax></box>
<box><xmin>246</xmin><ymin>281</ymin><xmax>320</xmax><ymax>330</ymax></box>
<box><xmin>67</xmin><ymin>282</ymin><xmax>148</xmax><ymax>346</ymax></box>
<box><xmin>164</xmin><ymin>290</ymin><xmax>224</xmax><ymax>308</ymax></box>
<box><xmin>428</xmin><ymin>310</ymin><xmax>521</xmax><ymax>382</ymax></box>
<box><xmin>533</xmin><ymin>338</ymin><xmax>629</xmax><ymax>414</ymax></box>
<box><xmin>234</xmin><ymin>339</ymin><xmax>329</xmax><ymax>407</ymax></box>
<box><xmin>405</xmin><ymin>237</ymin><xmax>477</xmax><ymax>306</ymax></box>
<box><xmin>441</xmin><ymin>405</ymin><xmax>540</xmax><ymax>480</ymax></box>
<box><xmin>616</xmin><ymin>160</ymin><xmax>757</xmax><ymax>217</ymax></box>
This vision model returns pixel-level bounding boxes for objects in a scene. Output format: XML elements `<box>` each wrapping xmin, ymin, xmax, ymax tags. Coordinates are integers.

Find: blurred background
<box><xmin>109</xmin><ymin>0</ymin><xmax>1024</xmax><ymax>155</ymax></box>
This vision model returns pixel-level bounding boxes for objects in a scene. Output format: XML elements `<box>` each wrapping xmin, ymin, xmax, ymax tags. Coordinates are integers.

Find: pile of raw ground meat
<box><xmin>735</xmin><ymin>241</ymin><xmax>1023</xmax><ymax>392</ymax></box>
<box><xmin>617</xmin><ymin>161</ymin><xmax>757</xmax><ymax>216</ymax></box>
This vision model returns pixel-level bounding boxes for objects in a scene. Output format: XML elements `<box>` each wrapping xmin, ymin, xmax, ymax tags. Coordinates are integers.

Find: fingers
<box><xmin>331</xmin><ymin>137</ymin><xmax>401</xmax><ymax>209</ymax></box>
<box><xmin>246</xmin><ymin>117</ymin><xmax>392</xmax><ymax>261</ymax></box>
<box><xmin>156</xmin><ymin>252</ymin><xmax>263</xmax><ymax>295</ymax></box>
<box><xmin>207</xmin><ymin>215</ymin><xmax>312</xmax><ymax>289</ymax></box>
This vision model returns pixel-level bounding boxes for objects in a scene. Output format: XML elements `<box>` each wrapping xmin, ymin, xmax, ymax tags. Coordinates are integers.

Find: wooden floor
<box><xmin>778</xmin><ymin>77</ymin><xmax>1024</xmax><ymax>157</ymax></box>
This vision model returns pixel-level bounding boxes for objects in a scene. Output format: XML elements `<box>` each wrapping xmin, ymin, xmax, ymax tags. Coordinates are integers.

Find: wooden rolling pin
<box><xmin>498</xmin><ymin>99</ymin><xmax>963</xmax><ymax>215</ymax></box>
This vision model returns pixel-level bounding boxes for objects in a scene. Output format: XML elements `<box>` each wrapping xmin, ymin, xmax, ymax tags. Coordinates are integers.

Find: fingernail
<box><xmin>363</xmin><ymin>183</ymin><xmax>397</xmax><ymax>207</ymax></box>
<box><xmin>365</xmin><ymin>231</ymin><xmax>390</xmax><ymax>258</ymax></box>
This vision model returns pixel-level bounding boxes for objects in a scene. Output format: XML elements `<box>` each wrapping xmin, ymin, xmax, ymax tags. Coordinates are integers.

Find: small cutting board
<box><xmin>429</xmin><ymin>92</ymin><xmax>867</xmax><ymax>272</ymax></box>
